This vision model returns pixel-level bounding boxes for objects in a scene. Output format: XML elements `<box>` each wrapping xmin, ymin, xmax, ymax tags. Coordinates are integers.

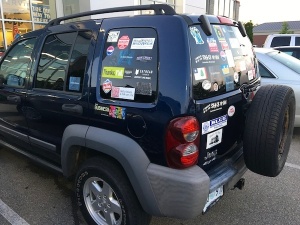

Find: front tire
<box><xmin>243</xmin><ymin>85</ymin><xmax>295</xmax><ymax>177</ymax></box>
<box><xmin>75</xmin><ymin>157</ymin><xmax>151</xmax><ymax>225</ymax></box>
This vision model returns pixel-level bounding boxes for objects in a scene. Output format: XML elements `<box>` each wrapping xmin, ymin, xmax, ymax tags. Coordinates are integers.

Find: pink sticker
<box><xmin>118</xmin><ymin>36</ymin><xmax>130</xmax><ymax>49</ymax></box>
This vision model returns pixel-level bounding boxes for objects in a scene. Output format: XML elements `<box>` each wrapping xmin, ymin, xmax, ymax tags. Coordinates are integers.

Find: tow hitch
<box><xmin>234</xmin><ymin>178</ymin><xmax>245</xmax><ymax>190</ymax></box>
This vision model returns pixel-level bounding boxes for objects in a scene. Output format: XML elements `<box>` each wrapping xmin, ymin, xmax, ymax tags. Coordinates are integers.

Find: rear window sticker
<box><xmin>102</xmin><ymin>79</ymin><xmax>112</xmax><ymax>93</ymax></box>
<box><xmin>234</xmin><ymin>72</ymin><xmax>239</xmax><ymax>83</ymax></box>
<box><xmin>225</xmin><ymin>50</ymin><xmax>235</xmax><ymax>67</ymax></box>
<box><xmin>213</xmin><ymin>82</ymin><xmax>218</xmax><ymax>91</ymax></box>
<box><xmin>118</xmin><ymin>35</ymin><xmax>130</xmax><ymax>49</ymax></box>
<box><xmin>111</xmin><ymin>86</ymin><xmax>135</xmax><ymax>100</ymax></box>
<box><xmin>106</xmin><ymin>46</ymin><xmax>114</xmax><ymax>56</ymax></box>
<box><xmin>248</xmin><ymin>70</ymin><xmax>254</xmax><ymax>80</ymax></box>
<box><xmin>207</xmin><ymin>38</ymin><xmax>219</xmax><ymax>52</ymax></box>
<box><xmin>213</xmin><ymin>25</ymin><xmax>225</xmax><ymax>42</ymax></box>
<box><xmin>206</xmin><ymin>129</ymin><xmax>222</xmax><ymax>149</ymax></box>
<box><xmin>102</xmin><ymin>67</ymin><xmax>125</xmax><ymax>79</ymax></box>
<box><xmin>195</xmin><ymin>54</ymin><xmax>220</xmax><ymax>64</ymax></box>
<box><xmin>69</xmin><ymin>77</ymin><xmax>81</xmax><ymax>91</ymax></box>
<box><xmin>229</xmin><ymin>38</ymin><xmax>240</xmax><ymax>48</ymax></box>
<box><xmin>202</xmin><ymin>115</ymin><xmax>227</xmax><ymax>135</ymax></box>
<box><xmin>228</xmin><ymin>105</ymin><xmax>235</xmax><ymax>117</ymax></box>
<box><xmin>109</xmin><ymin>106</ymin><xmax>126</xmax><ymax>120</ymax></box>
<box><xmin>94</xmin><ymin>103</ymin><xmax>109</xmax><ymax>115</ymax></box>
<box><xmin>225</xmin><ymin>76</ymin><xmax>234</xmax><ymax>91</ymax></box>
<box><xmin>118</xmin><ymin>49</ymin><xmax>135</xmax><ymax>66</ymax></box>
<box><xmin>203</xmin><ymin>100</ymin><xmax>227</xmax><ymax>113</ymax></box>
<box><xmin>220</xmin><ymin>41</ymin><xmax>229</xmax><ymax>50</ymax></box>
<box><xmin>221</xmin><ymin>64</ymin><xmax>230</xmax><ymax>75</ymax></box>
<box><xmin>220</xmin><ymin>51</ymin><xmax>227</xmax><ymax>61</ymax></box>
<box><xmin>202</xmin><ymin>80</ymin><xmax>212</xmax><ymax>90</ymax></box>
<box><xmin>239</xmin><ymin>61</ymin><xmax>247</xmax><ymax>71</ymax></box>
<box><xmin>134</xmin><ymin>69</ymin><xmax>153</xmax><ymax>80</ymax></box>
<box><xmin>208</xmin><ymin>65</ymin><xmax>222</xmax><ymax>77</ymax></box>
<box><xmin>194</xmin><ymin>67</ymin><xmax>208</xmax><ymax>80</ymax></box>
<box><xmin>136</xmin><ymin>56</ymin><xmax>153</xmax><ymax>62</ymax></box>
<box><xmin>131</xmin><ymin>38</ymin><xmax>155</xmax><ymax>49</ymax></box>
<box><xmin>136</xmin><ymin>82</ymin><xmax>152</xmax><ymax>96</ymax></box>
<box><xmin>190</xmin><ymin>27</ymin><xmax>204</xmax><ymax>44</ymax></box>
<box><xmin>107</xmin><ymin>31</ymin><xmax>120</xmax><ymax>42</ymax></box>
<box><xmin>124</xmin><ymin>69</ymin><xmax>134</xmax><ymax>78</ymax></box>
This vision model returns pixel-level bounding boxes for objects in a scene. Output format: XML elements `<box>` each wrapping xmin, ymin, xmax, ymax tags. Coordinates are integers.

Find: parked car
<box><xmin>255</xmin><ymin>47</ymin><xmax>300</xmax><ymax>126</ymax></box>
<box><xmin>0</xmin><ymin>5</ymin><xmax>295</xmax><ymax>225</ymax></box>
<box><xmin>263</xmin><ymin>34</ymin><xmax>300</xmax><ymax>48</ymax></box>
<box><xmin>273</xmin><ymin>46</ymin><xmax>300</xmax><ymax>60</ymax></box>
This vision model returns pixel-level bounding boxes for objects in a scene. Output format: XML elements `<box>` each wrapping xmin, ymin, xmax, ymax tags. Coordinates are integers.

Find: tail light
<box><xmin>165</xmin><ymin>116</ymin><xmax>200</xmax><ymax>169</ymax></box>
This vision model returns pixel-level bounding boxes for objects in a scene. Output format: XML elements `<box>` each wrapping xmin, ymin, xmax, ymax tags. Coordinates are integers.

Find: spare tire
<box><xmin>243</xmin><ymin>84</ymin><xmax>295</xmax><ymax>177</ymax></box>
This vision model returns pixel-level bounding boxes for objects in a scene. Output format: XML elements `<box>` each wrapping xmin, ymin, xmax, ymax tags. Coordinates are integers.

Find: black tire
<box><xmin>75</xmin><ymin>157</ymin><xmax>151</xmax><ymax>225</ymax></box>
<box><xmin>243</xmin><ymin>85</ymin><xmax>295</xmax><ymax>177</ymax></box>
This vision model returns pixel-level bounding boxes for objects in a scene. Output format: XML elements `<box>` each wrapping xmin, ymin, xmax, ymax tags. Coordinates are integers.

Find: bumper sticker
<box><xmin>206</xmin><ymin>129</ymin><xmax>222</xmax><ymax>149</ymax></box>
<box><xmin>202</xmin><ymin>115</ymin><xmax>227</xmax><ymax>135</ymax></box>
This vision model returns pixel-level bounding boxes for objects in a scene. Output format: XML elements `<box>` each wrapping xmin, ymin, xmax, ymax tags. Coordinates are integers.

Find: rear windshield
<box><xmin>189</xmin><ymin>24</ymin><xmax>256</xmax><ymax>100</ymax></box>
<box><xmin>267</xmin><ymin>50</ymin><xmax>300</xmax><ymax>74</ymax></box>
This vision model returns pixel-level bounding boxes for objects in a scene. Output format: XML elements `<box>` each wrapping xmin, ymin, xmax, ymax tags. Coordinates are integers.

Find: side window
<box><xmin>100</xmin><ymin>28</ymin><xmax>158</xmax><ymax>103</ymax></box>
<box><xmin>35</xmin><ymin>31</ymin><xmax>91</xmax><ymax>92</ymax></box>
<box><xmin>270</xmin><ymin>37</ymin><xmax>291</xmax><ymax>47</ymax></box>
<box><xmin>258</xmin><ymin>62</ymin><xmax>275</xmax><ymax>78</ymax></box>
<box><xmin>295</xmin><ymin>37</ymin><xmax>300</xmax><ymax>46</ymax></box>
<box><xmin>0</xmin><ymin>38</ymin><xmax>36</xmax><ymax>87</ymax></box>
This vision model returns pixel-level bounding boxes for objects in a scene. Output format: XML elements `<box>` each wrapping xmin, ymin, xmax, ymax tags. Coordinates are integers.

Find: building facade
<box><xmin>0</xmin><ymin>0</ymin><xmax>240</xmax><ymax>52</ymax></box>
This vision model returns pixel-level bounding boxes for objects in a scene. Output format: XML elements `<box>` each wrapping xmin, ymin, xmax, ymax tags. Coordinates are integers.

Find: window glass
<box><xmin>189</xmin><ymin>25</ymin><xmax>256</xmax><ymax>100</ymax></box>
<box><xmin>100</xmin><ymin>28</ymin><xmax>158</xmax><ymax>103</ymax></box>
<box><xmin>0</xmin><ymin>38</ymin><xmax>36</xmax><ymax>87</ymax></box>
<box><xmin>2</xmin><ymin>0</ymin><xmax>31</xmax><ymax>21</ymax></box>
<box><xmin>5</xmin><ymin>22</ymin><xmax>32</xmax><ymax>47</ymax></box>
<box><xmin>270</xmin><ymin>37</ymin><xmax>291</xmax><ymax>47</ymax></box>
<box><xmin>258</xmin><ymin>62</ymin><xmax>275</xmax><ymax>78</ymax></box>
<box><xmin>32</xmin><ymin>0</ymin><xmax>53</xmax><ymax>23</ymax></box>
<box><xmin>66</xmin><ymin>31</ymin><xmax>92</xmax><ymax>92</ymax></box>
<box><xmin>295</xmin><ymin>37</ymin><xmax>300</xmax><ymax>46</ymax></box>
<box><xmin>267</xmin><ymin>50</ymin><xmax>300</xmax><ymax>74</ymax></box>
<box><xmin>35</xmin><ymin>32</ymin><xmax>77</xmax><ymax>90</ymax></box>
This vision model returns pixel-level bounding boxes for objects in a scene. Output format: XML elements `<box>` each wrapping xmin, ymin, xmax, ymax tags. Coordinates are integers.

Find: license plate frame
<box><xmin>202</xmin><ymin>186</ymin><xmax>224</xmax><ymax>213</ymax></box>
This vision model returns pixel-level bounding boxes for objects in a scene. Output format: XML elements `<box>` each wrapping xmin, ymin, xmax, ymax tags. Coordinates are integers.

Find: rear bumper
<box><xmin>146</xmin><ymin>147</ymin><xmax>247</xmax><ymax>219</ymax></box>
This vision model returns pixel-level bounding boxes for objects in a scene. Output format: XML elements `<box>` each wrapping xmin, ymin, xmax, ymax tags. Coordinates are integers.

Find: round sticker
<box><xmin>228</xmin><ymin>105</ymin><xmax>235</xmax><ymax>117</ymax></box>
<box><xmin>106</xmin><ymin>46</ymin><xmax>114</xmax><ymax>56</ymax></box>
<box><xmin>213</xmin><ymin>82</ymin><xmax>218</xmax><ymax>91</ymax></box>
<box><xmin>202</xmin><ymin>80</ymin><xmax>212</xmax><ymax>90</ymax></box>
<box><xmin>118</xmin><ymin>36</ymin><xmax>130</xmax><ymax>49</ymax></box>
<box><xmin>102</xmin><ymin>79</ymin><xmax>112</xmax><ymax>93</ymax></box>
<box><xmin>220</xmin><ymin>51</ymin><xmax>227</xmax><ymax>61</ymax></box>
<box><xmin>234</xmin><ymin>72</ymin><xmax>239</xmax><ymax>83</ymax></box>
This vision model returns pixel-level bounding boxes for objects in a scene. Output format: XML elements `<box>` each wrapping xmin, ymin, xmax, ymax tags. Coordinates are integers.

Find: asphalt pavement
<box><xmin>0</xmin><ymin>128</ymin><xmax>299</xmax><ymax>225</ymax></box>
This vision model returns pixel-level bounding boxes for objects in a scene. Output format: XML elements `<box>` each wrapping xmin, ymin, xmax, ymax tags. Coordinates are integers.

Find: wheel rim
<box><xmin>83</xmin><ymin>177</ymin><xmax>122</xmax><ymax>225</ymax></box>
<box><xmin>278</xmin><ymin>106</ymin><xmax>290</xmax><ymax>160</ymax></box>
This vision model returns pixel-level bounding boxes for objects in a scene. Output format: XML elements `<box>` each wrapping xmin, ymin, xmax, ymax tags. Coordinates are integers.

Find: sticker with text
<box><xmin>102</xmin><ymin>67</ymin><xmax>125</xmax><ymax>79</ymax></box>
<box><xmin>131</xmin><ymin>38</ymin><xmax>155</xmax><ymax>49</ymax></box>
<box><xmin>111</xmin><ymin>86</ymin><xmax>135</xmax><ymax>100</ymax></box>
<box><xmin>107</xmin><ymin>31</ymin><xmax>120</xmax><ymax>42</ymax></box>
<box><xmin>202</xmin><ymin>115</ymin><xmax>227</xmax><ymax>135</ymax></box>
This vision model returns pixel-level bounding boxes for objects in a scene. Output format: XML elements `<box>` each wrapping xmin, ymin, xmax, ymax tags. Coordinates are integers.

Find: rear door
<box><xmin>189</xmin><ymin>22</ymin><xmax>258</xmax><ymax>169</ymax></box>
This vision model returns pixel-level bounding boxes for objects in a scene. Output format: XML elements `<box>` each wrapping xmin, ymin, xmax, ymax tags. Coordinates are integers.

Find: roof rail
<box><xmin>46</xmin><ymin>4</ymin><xmax>176</xmax><ymax>27</ymax></box>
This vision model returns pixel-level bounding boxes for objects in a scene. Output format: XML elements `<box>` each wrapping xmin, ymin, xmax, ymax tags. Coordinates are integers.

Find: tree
<box><xmin>280</xmin><ymin>22</ymin><xmax>294</xmax><ymax>34</ymax></box>
<box><xmin>244</xmin><ymin>20</ymin><xmax>254</xmax><ymax>43</ymax></box>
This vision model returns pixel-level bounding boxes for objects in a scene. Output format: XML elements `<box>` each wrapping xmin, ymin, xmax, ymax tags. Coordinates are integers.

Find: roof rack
<box><xmin>46</xmin><ymin>4</ymin><xmax>176</xmax><ymax>27</ymax></box>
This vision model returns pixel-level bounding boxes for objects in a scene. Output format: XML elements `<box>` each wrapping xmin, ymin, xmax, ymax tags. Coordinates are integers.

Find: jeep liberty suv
<box><xmin>0</xmin><ymin>4</ymin><xmax>295</xmax><ymax>225</ymax></box>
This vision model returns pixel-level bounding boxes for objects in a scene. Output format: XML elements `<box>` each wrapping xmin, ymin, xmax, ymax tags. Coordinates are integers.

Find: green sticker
<box><xmin>102</xmin><ymin>67</ymin><xmax>125</xmax><ymax>79</ymax></box>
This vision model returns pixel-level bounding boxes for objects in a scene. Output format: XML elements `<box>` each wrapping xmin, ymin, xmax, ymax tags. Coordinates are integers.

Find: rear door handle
<box><xmin>62</xmin><ymin>104</ymin><xmax>83</xmax><ymax>114</ymax></box>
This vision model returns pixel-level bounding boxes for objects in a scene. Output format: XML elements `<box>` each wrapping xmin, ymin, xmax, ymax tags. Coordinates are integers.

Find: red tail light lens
<box><xmin>166</xmin><ymin>116</ymin><xmax>200</xmax><ymax>169</ymax></box>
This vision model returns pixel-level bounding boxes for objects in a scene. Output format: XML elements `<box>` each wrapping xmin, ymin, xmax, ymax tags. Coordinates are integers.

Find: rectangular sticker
<box><xmin>102</xmin><ymin>67</ymin><xmax>125</xmax><ymax>79</ymax></box>
<box><xmin>194</xmin><ymin>67</ymin><xmax>207</xmax><ymax>80</ymax></box>
<box><xmin>69</xmin><ymin>76</ymin><xmax>81</xmax><ymax>91</ymax></box>
<box><xmin>131</xmin><ymin>38</ymin><xmax>155</xmax><ymax>49</ymax></box>
<box><xmin>206</xmin><ymin>129</ymin><xmax>222</xmax><ymax>149</ymax></box>
<box><xmin>225</xmin><ymin>50</ymin><xmax>235</xmax><ymax>67</ymax></box>
<box><xmin>111</xmin><ymin>86</ymin><xmax>135</xmax><ymax>100</ymax></box>
<box><xmin>107</xmin><ymin>31</ymin><xmax>120</xmax><ymax>42</ymax></box>
<box><xmin>202</xmin><ymin>115</ymin><xmax>227</xmax><ymax>135</ymax></box>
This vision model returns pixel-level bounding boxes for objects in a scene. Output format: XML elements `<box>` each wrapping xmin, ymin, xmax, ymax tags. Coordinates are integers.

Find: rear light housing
<box><xmin>165</xmin><ymin>116</ymin><xmax>200</xmax><ymax>169</ymax></box>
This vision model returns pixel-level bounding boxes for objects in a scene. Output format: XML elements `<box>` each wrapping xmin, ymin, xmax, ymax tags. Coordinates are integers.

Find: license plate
<box><xmin>203</xmin><ymin>186</ymin><xmax>224</xmax><ymax>213</ymax></box>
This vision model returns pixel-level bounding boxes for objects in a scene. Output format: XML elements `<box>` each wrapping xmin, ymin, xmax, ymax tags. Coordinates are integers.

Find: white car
<box><xmin>255</xmin><ymin>47</ymin><xmax>300</xmax><ymax>127</ymax></box>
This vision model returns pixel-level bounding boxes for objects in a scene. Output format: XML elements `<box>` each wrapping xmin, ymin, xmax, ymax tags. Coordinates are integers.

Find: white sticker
<box><xmin>202</xmin><ymin>80</ymin><xmax>212</xmax><ymax>90</ymax></box>
<box><xmin>194</xmin><ymin>67</ymin><xmax>207</xmax><ymax>80</ymax></box>
<box><xmin>111</xmin><ymin>86</ymin><xmax>135</xmax><ymax>100</ymax></box>
<box><xmin>229</xmin><ymin>38</ymin><xmax>240</xmax><ymax>48</ymax></box>
<box><xmin>107</xmin><ymin>31</ymin><xmax>120</xmax><ymax>42</ymax></box>
<box><xmin>248</xmin><ymin>70</ymin><xmax>254</xmax><ymax>80</ymax></box>
<box><xmin>228</xmin><ymin>105</ymin><xmax>235</xmax><ymax>117</ymax></box>
<box><xmin>239</xmin><ymin>61</ymin><xmax>247</xmax><ymax>71</ymax></box>
<box><xmin>131</xmin><ymin>38</ymin><xmax>155</xmax><ymax>49</ymax></box>
<box><xmin>202</xmin><ymin>115</ymin><xmax>227</xmax><ymax>135</ymax></box>
<box><xmin>206</xmin><ymin>129</ymin><xmax>222</xmax><ymax>149</ymax></box>
<box><xmin>234</xmin><ymin>72</ymin><xmax>239</xmax><ymax>83</ymax></box>
<box><xmin>225</xmin><ymin>50</ymin><xmax>235</xmax><ymax>67</ymax></box>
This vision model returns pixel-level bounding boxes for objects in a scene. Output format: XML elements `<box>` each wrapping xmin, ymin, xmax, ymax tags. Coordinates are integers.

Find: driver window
<box><xmin>0</xmin><ymin>38</ymin><xmax>36</xmax><ymax>87</ymax></box>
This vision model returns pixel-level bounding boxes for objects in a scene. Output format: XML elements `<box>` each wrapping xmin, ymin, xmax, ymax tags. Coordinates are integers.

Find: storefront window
<box><xmin>2</xmin><ymin>0</ymin><xmax>31</xmax><ymax>21</ymax></box>
<box><xmin>34</xmin><ymin>23</ymin><xmax>46</xmax><ymax>30</ymax></box>
<box><xmin>0</xmin><ymin>23</ymin><xmax>4</xmax><ymax>52</ymax></box>
<box><xmin>4</xmin><ymin>22</ymin><xmax>32</xmax><ymax>47</ymax></box>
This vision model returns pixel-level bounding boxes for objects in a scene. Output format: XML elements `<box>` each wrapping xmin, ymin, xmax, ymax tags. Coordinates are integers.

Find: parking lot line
<box><xmin>0</xmin><ymin>199</ymin><xmax>30</xmax><ymax>225</ymax></box>
<box><xmin>285</xmin><ymin>162</ymin><xmax>300</xmax><ymax>170</ymax></box>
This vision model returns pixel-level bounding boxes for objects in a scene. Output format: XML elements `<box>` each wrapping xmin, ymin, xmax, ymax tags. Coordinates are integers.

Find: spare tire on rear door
<box><xmin>243</xmin><ymin>85</ymin><xmax>295</xmax><ymax>177</ymax></box>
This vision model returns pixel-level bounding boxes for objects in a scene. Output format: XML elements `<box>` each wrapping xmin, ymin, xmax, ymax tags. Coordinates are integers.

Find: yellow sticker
<box><xmin>102</xmin><ymin>67</ymin><xmax>125</xmax><ymax>79</ymax></box>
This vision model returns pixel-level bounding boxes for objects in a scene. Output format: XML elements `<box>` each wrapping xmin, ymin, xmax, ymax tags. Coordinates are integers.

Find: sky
<box><xmin>239</xmin><ymin>0</ymin><xmax>299</xmax><ymax>25</ymax></box>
